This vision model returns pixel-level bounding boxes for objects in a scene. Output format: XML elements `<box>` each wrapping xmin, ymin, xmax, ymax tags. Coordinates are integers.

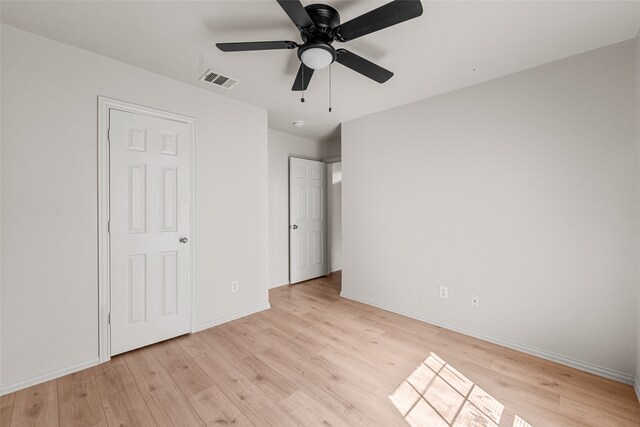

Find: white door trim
<box><xmin>97</xmin><ymin>96</ymin><xmax>197</xmax><ymax>363</ymax></box>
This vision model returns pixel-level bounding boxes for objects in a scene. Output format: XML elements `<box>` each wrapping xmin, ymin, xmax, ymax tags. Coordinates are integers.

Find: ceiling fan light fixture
<box><xmin>216</xmin><ymin>1</ymin><xmax>425</xmax><ymax>90</ymax></box>
<box><xmin>300</xmin><ymin>45</ymin><xmax>335</xmax><ymax>70</ymax></box>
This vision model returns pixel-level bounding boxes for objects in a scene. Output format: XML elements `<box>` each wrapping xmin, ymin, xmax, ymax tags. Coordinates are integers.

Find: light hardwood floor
<box><xmin>2</xmin><ymin>271</ymin><xmax>639</xmax><ymax>426</ymax></box>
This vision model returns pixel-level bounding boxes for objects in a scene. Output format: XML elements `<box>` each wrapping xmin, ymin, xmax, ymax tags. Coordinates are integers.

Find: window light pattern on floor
<box><xmin>389</xmin><ymin>352</ymin><xmax>533</xmax><ymax>427</ymax></box>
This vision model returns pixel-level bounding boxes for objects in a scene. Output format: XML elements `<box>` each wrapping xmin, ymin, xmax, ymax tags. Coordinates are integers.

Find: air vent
<box><xmin>200</xmin><ymin>69</ymin><xmax>240</xmax><ymax>89</ymax></box>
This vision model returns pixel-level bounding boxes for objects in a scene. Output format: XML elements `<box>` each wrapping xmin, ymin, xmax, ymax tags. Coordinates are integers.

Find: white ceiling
<box><xmin>2</xmin><ymin>1</ymin><xmax>640</xmax><ymax>141</ymax></box>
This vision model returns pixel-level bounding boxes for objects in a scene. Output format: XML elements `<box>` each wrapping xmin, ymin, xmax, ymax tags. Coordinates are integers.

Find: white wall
<box><xmin>327</xmin><ymin>162</ymin><xmax>342</xmax><ymax>272</ymax></box>
<box><xmin>635</xmin><ymin>31</ymin><xmax>640</xmax><ymax>398</ymax></box>
<box><xmin>342</xmin><ymin>40</ymin><xmax>638</xmax><ymax>381</ymax></box>
<box><xmin>267</xmin><ymin>129</ymin><xmax>323</xmax><ymax>287</ymax></box>
<box><xmin>1</xmin><ymin>25</ymin><xmax>269</xmax><ymax>392</ymax></box>
<box><xmin>322</xmin><ymin>138</ymin><xmax>342</xmax><ymax>160</ymax></box>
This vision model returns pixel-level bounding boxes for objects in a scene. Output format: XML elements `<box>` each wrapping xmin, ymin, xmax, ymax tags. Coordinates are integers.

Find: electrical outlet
<box><xmin>471</xmin><ymin>295</ymin><xmax>480</xmax><ymax>307</ymax></box>
<box><xmin>439</xmin><ymin>286</ymin><xmax>449</xmax><ymax>299</ymax></box>
<box><xmin>231</xmin><ymin>281</ymin><xmax>239</xmax><ymax>293</ymax></box>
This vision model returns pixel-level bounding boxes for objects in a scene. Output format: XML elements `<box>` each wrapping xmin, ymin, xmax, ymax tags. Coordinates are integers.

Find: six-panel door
<box><xmin>289</xmin><ymin>157</ymin><xmax>328</xmax><ymax>284</ymax></box>
<box><xmin>109</xmin><ymin>109</ymin><xmax>191</xmax><ymax>356</ymax></box>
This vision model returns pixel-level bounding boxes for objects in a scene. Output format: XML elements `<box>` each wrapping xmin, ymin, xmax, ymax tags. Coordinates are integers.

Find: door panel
<box><xmin>289</xmin><ymin>158</ymin><xmax>328</xmax><ymax>284</ymax></box>
<box><xmin>128</xmin><ymin>164</ymin><xmax>147</xmax><ymax>233</ymax></box>
<box><xmin>161</xmin><ymin>250</ymin><xmax>178</xmax><ymax>315</ymax></box>
<box><xmin>161</xmin><ymin>167</ymin><xmax>178</xmax><ymax>231</ymax></box>
<box><xmin>128</xmin><ymin>254</ymin><xmax>147</xmax><ymax>323</ymax></box>
<box><xmin>110</xmin><ymin>109</ymin><xmax>191</xmax><ymax>356</ymax></box>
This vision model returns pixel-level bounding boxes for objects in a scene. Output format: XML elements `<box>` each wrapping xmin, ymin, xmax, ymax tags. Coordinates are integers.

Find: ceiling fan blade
<box><xmin>277</xmin><ymin>0</ymin><xmax>316</xmax><ymax>30</ymax></box>
<box><xmin>216</xmin><ymin>41</ymin><xmax>298</xmax><ymax>52</ymax></box>
<box><xmin>335</xmin><ymin>49</ymin><xmax>393</xmax><ymax>83</ymax></box>
<box><xmin>335</xmin><ymin>0</ymin><xmax>423</xmax><ymax>42</ymax></box>
<box><xmin>292</xmin><ymin>63</ymin><xmax>314</xmax><ymax>91</ymax></box>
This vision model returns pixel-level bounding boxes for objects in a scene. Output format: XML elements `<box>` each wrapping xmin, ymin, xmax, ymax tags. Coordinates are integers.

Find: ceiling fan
<box><xmin>216</xmin><ymin>0</ymin><xmax>423</xmax><ymax>92</ymax></box>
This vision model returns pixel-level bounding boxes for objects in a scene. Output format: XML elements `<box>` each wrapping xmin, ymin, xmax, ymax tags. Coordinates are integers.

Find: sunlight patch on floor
<box><xmin>513</xmin><ymin>415</ymin><xmax>533</xmax><ymax>427</ymax></box>
<box><xmin>390</xmin><ymin>352</ymin><xmax>532</xmax><ymax>427</ymax></box>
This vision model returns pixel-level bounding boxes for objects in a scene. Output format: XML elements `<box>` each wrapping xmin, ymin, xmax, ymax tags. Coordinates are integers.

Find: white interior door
<box><xmin>289</xmin><ymin>157</ymin><xmax>328</xmax><ymax>284</ymax></box>
<box><xmin>109</xmin><ymin>109</ymin><xmax>191</xmax><ymax>356</ymax></box>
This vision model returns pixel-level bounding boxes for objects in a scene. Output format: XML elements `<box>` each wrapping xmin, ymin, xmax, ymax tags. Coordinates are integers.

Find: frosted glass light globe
<box><xmin>301</xmin><ymin>48</ymin><xmax>333</xmax><ymax>70</ymax></box>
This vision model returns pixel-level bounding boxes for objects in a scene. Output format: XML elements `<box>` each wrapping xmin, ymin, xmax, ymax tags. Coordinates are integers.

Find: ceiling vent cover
<box><xmin>200</xmin><ymin>69</ymin><xmax>240</xmax><ymax>89</ymax></box>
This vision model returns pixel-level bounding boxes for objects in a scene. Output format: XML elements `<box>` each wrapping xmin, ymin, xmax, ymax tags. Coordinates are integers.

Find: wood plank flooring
<box><xmin>3</xmin><ymin>271</ymin><xmax>639</xmax><ymax>426</ymax></box>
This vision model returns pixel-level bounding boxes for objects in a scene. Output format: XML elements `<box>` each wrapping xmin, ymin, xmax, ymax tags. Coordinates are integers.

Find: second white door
<box><xmin>109</xmin><ymin>109</ymin><xmax>191</xmax><ymax>356</ymax></box>
<box><xmin>289</xmin><ymin>157</ymin><xmax>328</xmax><ymax>284</ymax></box>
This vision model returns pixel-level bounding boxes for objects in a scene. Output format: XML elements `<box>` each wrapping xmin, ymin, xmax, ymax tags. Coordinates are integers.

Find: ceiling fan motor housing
<box><xmin>302</xmin><ymin>4</ymin><xmax>340</xmax><ymax>43</ymax></box>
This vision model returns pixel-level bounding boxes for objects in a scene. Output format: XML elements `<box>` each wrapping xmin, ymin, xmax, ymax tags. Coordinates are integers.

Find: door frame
<box><xmin>97</xmin><ymin>96</ymin><xmax>197</xmax><ymax>363</ymax></box>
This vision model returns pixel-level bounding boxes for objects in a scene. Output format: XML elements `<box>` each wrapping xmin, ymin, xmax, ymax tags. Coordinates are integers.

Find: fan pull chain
<box><xmin>301</xmin><ymin>65</ymin><xmax>305</xmax><ymax>103</ymax></box>
<box><xmin>328</xmin><ymin>64</ymin><xmax>332</xmax><ymax>112</ymax></box>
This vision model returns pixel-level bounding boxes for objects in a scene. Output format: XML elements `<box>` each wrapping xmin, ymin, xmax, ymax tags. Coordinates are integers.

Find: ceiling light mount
<box><xmin>293</xmin><ymin>120</ymin><xmax>304</xmax><ymax>127</ymax></box>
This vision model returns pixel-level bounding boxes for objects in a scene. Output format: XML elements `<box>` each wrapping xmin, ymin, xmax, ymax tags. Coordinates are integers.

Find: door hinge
<box><xmin>107</xmin><ymin>220</ymin><xmax>111</xmax><ymax>234</ymax></box>
<box><xmin>108</xmin><ymin>313</ymin><xmax>111</xmax><ymax>324</ymax></box>
<box><xmin>107</xmin><ymin>129</ymin><xmax>111</xmax><ymax>142</ymax></box>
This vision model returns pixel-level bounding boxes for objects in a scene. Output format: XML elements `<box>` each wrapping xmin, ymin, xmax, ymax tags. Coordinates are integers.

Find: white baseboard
<box><xmin>1</xmin><ymin>303</ymin><xmax>271</xmax><ymax>396</ymax></box>
<box><xmin>1</xmin><ymin>357</ymin><xmax>100</xmax><ymax>396</ymax></box>
<box><xmin>340</xmin><ymin>291</ymin><xmax>634</xmax><ymax>385</ymax></box>
<box><xmin>268</xmin><ymin>280</ymin><xmax>290</xmax><ymax>289</ymax></box>
<box><xmin>634</xmin><ymin>377</ymin><xmax>640</xmax><ymax>402</ymax></box>
<box><xmin>330</xmin><ymin>266</ymin><xmax>342</xmax><ymax>273</ymax></box>
<box><xmin>196</xmin><ymin>302</ymin><xmax>271</xmax><ymax>332</ymax></box>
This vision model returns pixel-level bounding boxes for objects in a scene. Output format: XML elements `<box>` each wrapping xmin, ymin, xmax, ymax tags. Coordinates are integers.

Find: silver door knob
<box><xmin>291</xmin><ymin>225</ymin><xmax>298</xmax><ymax>229</ymax></box>
<box><xmin>179</xmin><ymin>237</ymin><xmax>189</xmax><ymax>243</ymax></box>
